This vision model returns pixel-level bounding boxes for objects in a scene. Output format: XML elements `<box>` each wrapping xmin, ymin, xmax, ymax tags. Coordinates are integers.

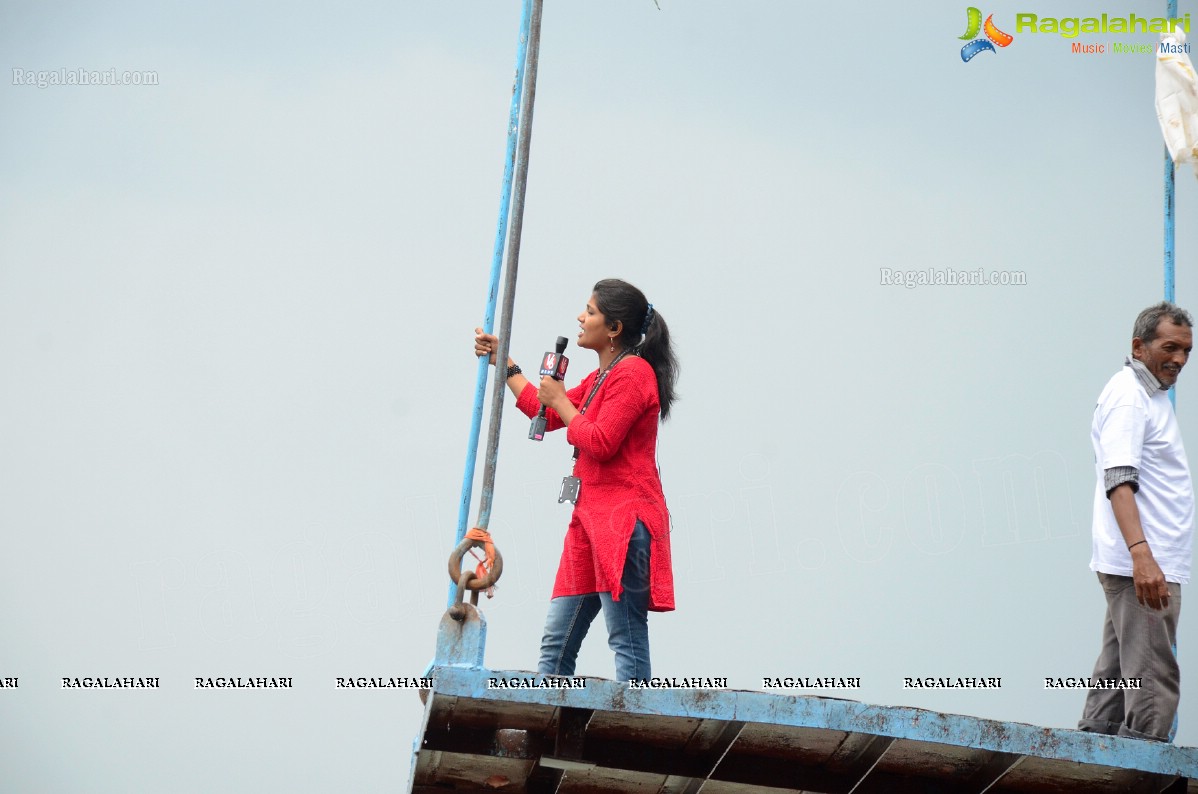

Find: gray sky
<box><xmin>2</xmin><ymin>1</ymin><xmax>1197</xmax><ymax>790</ymax></box>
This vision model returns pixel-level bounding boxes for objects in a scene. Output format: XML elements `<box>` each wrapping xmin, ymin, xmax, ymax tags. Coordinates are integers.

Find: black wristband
<box><xmin>505</xmin><ymin>364</ymin><xmax>522</xmax><ymax>379</ymax></box>
<box><xmin>1128</xmin><ymin>539</ymin><xmax>1148</xmax><ymax>551</ymax></box>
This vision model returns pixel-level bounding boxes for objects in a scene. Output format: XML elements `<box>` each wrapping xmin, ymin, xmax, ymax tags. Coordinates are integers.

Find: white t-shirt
<box><xmin>1091</xmin><ymin>365</ymin><xmax>1194</xmax><ymax>584</ymax></box>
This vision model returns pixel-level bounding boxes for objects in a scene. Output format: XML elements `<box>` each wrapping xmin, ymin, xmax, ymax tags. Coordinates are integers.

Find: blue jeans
<box><xmin>537</xmin><ymin>521</ymin><xmax>651</xmax><ymax>683</ymax></box>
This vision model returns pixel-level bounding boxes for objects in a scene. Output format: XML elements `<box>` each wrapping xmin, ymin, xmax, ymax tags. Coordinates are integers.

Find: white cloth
<box><xmin>1091</xmin><ymin>365</ymin><xmax>1194</xmax><ymax>584</ymax></box>
<box><xmin>1156</xmin><ymin>29</ymin><xmax>1198</xmax><ymax>176</ymax></box>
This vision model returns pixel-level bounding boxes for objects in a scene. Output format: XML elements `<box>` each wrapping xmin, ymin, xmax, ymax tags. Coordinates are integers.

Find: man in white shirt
<box><xmin>1080</xmin><ymin>302</ymin><xmax>1194</xmax><ymax>742</ymax></box>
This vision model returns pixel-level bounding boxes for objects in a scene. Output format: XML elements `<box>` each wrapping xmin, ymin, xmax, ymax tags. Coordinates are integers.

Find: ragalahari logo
<box><xmin>960</xmin><ymin>7</ymin><xmax>1014</xmax><ymax>61</ymax></box>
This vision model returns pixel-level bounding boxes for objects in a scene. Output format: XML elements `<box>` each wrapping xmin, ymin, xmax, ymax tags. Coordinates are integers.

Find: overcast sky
<box><xmin>3</xmin><ymin>1</ymin><xmax>1198</xmax><ymax>791</ymax></box>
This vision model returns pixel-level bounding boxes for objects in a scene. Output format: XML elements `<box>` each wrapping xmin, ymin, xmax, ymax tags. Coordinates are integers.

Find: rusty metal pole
<box><xmin>446</xmin><ymin>0</ymin><xmax>538</xmax><ymax>609</ymax></box>
<box><xmin>476</xmin><ymin>0</ymin><xmax>544</xmax><ymax>532</ymax></box>
<box><xmin>428</xmin><ymin>0</ymin><xmax>545</xmax><ymax>685</ymax></box>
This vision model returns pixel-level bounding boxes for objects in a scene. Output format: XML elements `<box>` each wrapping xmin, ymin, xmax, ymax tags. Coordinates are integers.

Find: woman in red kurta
<box><xmin>474</xmin><ymin>279</ymin><xmax>677</xmax><ymax>683</ymax></box>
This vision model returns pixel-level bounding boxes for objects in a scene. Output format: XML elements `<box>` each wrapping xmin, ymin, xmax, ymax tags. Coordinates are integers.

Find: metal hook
<box><xmin>446</xmin><ymin>536</ymin><xmax>503</xmax><ymax>620</ymax></box>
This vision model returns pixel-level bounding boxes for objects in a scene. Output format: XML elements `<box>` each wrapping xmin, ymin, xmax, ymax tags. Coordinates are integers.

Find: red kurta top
<box><xmin>516</xmin><ymin>355</ymin><xmax>675</xmax><ymax>611</ymax></box>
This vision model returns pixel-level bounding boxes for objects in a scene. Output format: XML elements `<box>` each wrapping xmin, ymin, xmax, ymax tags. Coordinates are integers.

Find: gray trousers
<box><xmin>1078</xmin><ymin>572</ymin><xmax>1182</xmax><ymax>742</ymax></box>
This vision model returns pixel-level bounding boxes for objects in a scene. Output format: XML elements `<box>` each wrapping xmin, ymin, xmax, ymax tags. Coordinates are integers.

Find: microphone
<box><xmin>529</xmin><ymin>336</ymin><xmax>569</xmax><ymax>441</ymax></box>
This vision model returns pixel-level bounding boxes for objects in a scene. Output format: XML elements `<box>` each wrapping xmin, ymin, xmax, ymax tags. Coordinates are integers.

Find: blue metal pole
<box><xmin>1167</xmin><ymin>0</ymin><xmax>1178</xmax><ymax>406</ymax></box>
<box><xmin>1166</xmin><ymin>12</ymin><xmax>1180</xmax><ymax>726</ymax></box>
<box><xmin>1166</xmin><ymin>0</ymin><xmax>1178</xmax><ymax>305</ymax></box>
<box><xmin>477</xmin><ymin>0</ymin><xmax>544</xmax><ymax>532</ymax></box>
<box><xmin>447</xmin><ymin>0</ymin><xmax>534</xmax><ymax>608</ymax></box>
<box><xmin>1166</xmin><ymin>146</ymin><xmax>1176</xmax><ymax>305</ymax></box>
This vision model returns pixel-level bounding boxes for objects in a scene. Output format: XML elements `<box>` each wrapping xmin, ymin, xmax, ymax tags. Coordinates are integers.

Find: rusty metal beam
<box><xmin>655</xmin><ymin>718</ymin><xmax>746</xmax><ymax>794</ymax></box>
<box><xmin>553</xmin><ymin>707</ymin><xmax>593</xmax><ymax>761</ymax></box>
<box><xmin>841</xmin><ymin>734</ymin><xmax>896</xmax><ymax>793</ymax></box>
<box><xmin>409</xmin><ymin>668</ymin><xmax>1198</xmax><ymax>793</ymax></box>
<box><xmin>427</xmin><ymin>667</ymin><xmax>1198</xmax><ymax>781</ymax></box>
<box><xmin>962</xmin><ymin>750</ymin><xmax>1025</xmax><ymax>794</ymax></box>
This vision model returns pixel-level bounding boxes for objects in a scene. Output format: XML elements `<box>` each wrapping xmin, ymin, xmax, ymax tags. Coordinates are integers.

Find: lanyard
<box><xmin>571</xmin><ymin>349</ymin><xmax>630</xmax><ymax>460</ymax></box>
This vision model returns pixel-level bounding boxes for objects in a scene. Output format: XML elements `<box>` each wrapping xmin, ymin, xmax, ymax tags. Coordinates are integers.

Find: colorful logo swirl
<box><xmin>960</xmin><ymin>7</ymin><xmax>1013</xmax><ymax>62</ymax></box>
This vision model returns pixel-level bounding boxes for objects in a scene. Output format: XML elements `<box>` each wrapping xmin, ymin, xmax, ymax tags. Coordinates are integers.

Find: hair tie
<box><xmin>640</xmin><ymin>304</ymin><xmax>655</xmax><ymax>336</ymax></box>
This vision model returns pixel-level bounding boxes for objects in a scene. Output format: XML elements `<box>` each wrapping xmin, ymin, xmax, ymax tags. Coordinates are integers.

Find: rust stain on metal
<box><xmin>494</xmin><ymin>729</ymin><xmax>530</xmax><ymax>757</ymax></box>
<box><xmin>1035</xmin><ymin>726</ymin><xmax>1063</xmax><ymax>756</ymax></box>
<box><xmin>978</xmin><ymin>719</ymin><xmax>1013</xmax><ymax>745</ymax></box>
<box><xmin>856</xmin><ymin>711</ymin><xmax>893</xmax><ymax>734</ymax></box>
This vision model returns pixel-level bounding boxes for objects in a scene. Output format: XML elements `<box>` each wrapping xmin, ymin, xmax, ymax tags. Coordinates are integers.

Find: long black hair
<box><xmin>593</xmin><ymin>278</ymin><xmax>678</xmax><ymax>420</ymax></box>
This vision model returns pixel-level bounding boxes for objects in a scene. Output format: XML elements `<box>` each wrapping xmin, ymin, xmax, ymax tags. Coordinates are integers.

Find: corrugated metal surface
<box><xmin>410</xmin><ymin>666</ymin><xmax>1197</xmax><ymax>793</ymax></box>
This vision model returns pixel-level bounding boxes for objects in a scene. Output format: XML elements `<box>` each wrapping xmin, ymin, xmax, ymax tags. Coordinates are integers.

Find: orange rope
<box><xmin>464</xmin><ymin>527</ymin><xmax>497</xmax><ymax>598</ymax></box>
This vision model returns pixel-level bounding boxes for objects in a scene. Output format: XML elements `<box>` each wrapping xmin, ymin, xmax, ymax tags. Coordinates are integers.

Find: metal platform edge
<box><xmin>418</xmin><ymin>665</ymin><xmax>1198</xmax><ymax>781</ymax></box>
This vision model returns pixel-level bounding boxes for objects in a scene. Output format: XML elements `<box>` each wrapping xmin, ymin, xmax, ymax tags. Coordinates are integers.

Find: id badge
<box><xmin>558</xmin><ymin>476</ymin><xmax>581</xmax><ymax>504</ymax></box>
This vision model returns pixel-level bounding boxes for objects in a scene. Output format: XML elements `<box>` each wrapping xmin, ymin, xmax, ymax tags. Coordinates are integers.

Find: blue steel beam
<box><xmin>426</xmin><ymin>666</ymin><xmax>1198</xmax><ymax>781</ymax></box>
